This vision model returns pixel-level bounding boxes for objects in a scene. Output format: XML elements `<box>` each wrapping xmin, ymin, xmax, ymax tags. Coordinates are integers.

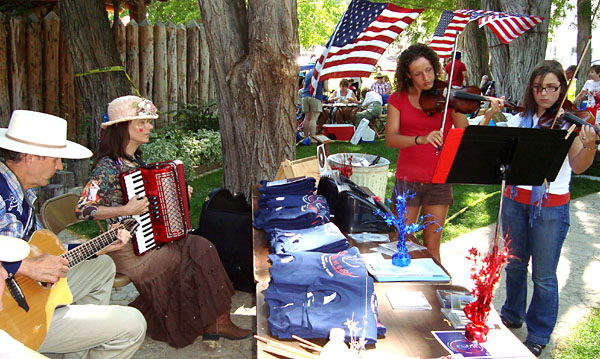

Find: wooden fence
<box><xmin>0</xmin><ymin>11</ymin><xmax>214</xmax><ymax>149</ymax></box>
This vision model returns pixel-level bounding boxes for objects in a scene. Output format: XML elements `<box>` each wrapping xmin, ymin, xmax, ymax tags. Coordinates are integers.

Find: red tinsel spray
<box><xmin>463</xmin><ymin>236</ymin><xmax>511</xmax><ymax>343</ymax></box>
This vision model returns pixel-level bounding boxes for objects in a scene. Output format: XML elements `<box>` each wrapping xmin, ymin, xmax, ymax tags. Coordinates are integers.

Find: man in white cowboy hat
<box><xmin>369</xmin><ymin>72</ymin><xmax>391</xmax><ymax>95</ymax></box>
<box><xmin>0</xmin><ymin>236</ymin><xmax>49</xmax><ymax>358</ymax></box>
<box><xmin>0</xmin><ymin>110</ymin><xmax>146</xmax><ymax>358</ymax></box>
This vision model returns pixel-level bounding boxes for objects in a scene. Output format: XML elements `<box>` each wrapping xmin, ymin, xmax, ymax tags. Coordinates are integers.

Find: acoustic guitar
<box><xmin>0</xmin><ymin>219</ymin><xmax>138</xmax><ymax>350</ymax></box>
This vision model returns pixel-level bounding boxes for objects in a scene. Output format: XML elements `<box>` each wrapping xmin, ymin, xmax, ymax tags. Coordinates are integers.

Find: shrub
<box><xmin>142</xmin><ymin>126</ymin><xmax>222</xmax><ymax>181</ymax></box>
<box><xmin>170</xmin><ymin>99</ymin><xmax>220</xmax><ymax>132</ymax></box>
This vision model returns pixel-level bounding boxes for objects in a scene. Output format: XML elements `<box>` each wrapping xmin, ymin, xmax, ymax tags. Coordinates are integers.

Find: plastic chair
<box><xmin>40</xmin><ymin>193</ymin><xmax>132</xmax><ymax>288</ymax></box>
<box><xmin>371</xmin><ymin>105</ymin><xmax>387</xmax><ymax>138</ymax></box>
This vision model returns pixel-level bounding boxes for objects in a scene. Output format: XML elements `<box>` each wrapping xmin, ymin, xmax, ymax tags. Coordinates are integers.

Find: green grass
<box><xmin>554</xmin><ymin>308</ymin><xmax>600</xmax><ymax>359</ymax></box>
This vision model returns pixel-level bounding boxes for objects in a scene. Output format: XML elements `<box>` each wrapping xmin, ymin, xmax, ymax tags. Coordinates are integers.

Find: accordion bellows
<box><xmin>120</xmin><ymin>160</ymin><xmax>191</xmax><ymax>255</ymax></box>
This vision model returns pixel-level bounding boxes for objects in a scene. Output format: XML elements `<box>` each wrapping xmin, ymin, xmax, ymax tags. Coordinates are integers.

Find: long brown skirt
<box><xmin>108</xmin><ymin>234</ymin><xmax>235</xmax><ymax>348</ymax></box>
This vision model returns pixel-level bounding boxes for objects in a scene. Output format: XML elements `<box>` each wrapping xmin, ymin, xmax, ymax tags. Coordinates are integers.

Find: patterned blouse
<box><xmin>77</xmin><ymin>156</ymin><xmax>142</xmax><ymax>223</ymax></box>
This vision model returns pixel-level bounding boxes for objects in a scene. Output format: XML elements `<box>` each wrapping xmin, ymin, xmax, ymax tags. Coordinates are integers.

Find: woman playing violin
<box><xmin>385</xmin><ymin>44</ymin><xmax>503</xmax><ymax>261</ymax></box>
<box><xmin>499</xmin><ymin>60</ymin><xmax>598</xmax><ymax>357</ymax></box>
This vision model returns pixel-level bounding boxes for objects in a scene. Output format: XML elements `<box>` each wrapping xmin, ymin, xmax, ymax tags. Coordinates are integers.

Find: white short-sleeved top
<box><xmin>506</xmin><ymin>113</ymin><xmax>572</xmax><ymax>194</ymax></box>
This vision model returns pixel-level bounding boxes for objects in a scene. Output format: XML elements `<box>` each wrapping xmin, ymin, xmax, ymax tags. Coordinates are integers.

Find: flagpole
<box><xmin>436</xmin><ymin>30</ymin><xmax>459</xmax><ymax>156</ymax></box>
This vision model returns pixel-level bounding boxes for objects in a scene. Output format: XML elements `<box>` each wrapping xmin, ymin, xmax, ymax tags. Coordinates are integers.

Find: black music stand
<box><xmin>432</xmin><ymin>125</ymin><xmax>575</xmax><ymax>242</ymax></box>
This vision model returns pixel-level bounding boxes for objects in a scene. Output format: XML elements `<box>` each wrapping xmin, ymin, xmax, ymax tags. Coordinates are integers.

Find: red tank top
<box><xmin>388</xmin><ymin>91</ymin><xmax>454</xmax><ymax>183</ymax></box>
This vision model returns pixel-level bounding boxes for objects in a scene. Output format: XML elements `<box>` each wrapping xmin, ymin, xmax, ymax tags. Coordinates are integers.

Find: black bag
<box><xmin>191</xmin><ymin>188</ymin><xmax>255</xmax><ymax>293</ymax></box>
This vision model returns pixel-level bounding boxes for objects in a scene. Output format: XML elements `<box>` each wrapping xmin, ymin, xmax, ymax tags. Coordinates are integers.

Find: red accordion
<box><xmin>120</xmin><ymin>160</ymin><xmax>192</xmax><ymax>255</ymax></box>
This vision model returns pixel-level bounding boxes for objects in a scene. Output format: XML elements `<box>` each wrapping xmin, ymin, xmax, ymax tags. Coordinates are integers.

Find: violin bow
<box><xmin>436</xmin><ymin>30</ymin><xmax>459</xmax><ymax>155</ymax></box>
<box><xmin>550</xmin><ymin>35</ymin><xmax>592</xmax><ymax>128</ymax></box>
<box><xmin>550</xmin><ymin>0</ymin><xmax>598</xmax><ymax>129</ymax></box>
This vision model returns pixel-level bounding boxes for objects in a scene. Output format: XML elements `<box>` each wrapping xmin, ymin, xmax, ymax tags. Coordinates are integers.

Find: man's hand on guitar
<box><xmin>124</xmin><ymin>194</ymin><xmax>149</xmax><ymax>216</ymax></box>
<box><xmin>97</xmin><ymin>226</ymin><xmax>131</xmax><ymax>255</ymax></box>
<box><xmin>20</xmin><ymin>253</ymin><xmax>69</xmax><ymax>283</ymax></box>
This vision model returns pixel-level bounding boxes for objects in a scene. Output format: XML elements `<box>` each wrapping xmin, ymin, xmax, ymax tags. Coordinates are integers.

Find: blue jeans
<box><xmin>501</xmin><ymin>197</ymin><xmax>570</xmax><ymax>345</ymax></box>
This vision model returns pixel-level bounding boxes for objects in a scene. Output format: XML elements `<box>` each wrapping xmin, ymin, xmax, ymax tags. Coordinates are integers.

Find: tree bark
<box><xmin>458</xmin><ymin>0</ymin><xmax>489</xmax><ymax>88</ymax></box>
<box><xmin>60</xmin><ymin>0</ymin><xmax>131</xmax><ymax>152</ymax></box>
<box><xmin>482</xmin><ymin>0</ymin><xmax>552</xmax><ymax>104</ymax></box>
<box><xmin>0</xmin><ymin>14</ymin><xmax>10</xmax><ymax>126</ymax></box>
<box><xmin>197</xmin><ymin>0</ymin><xmax>298</xmax><ymax>199</ymax></box>
<box><xmin>575</xmin><ymin>0</ymin><xmax>591</xmax><ymax>97</ymax></box>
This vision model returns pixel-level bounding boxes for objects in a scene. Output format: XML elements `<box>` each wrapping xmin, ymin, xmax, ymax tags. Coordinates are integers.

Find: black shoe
<box><xmin>523</xmin><ymin>341</ymin><xmax>545</xmax><ymax>357</ymax></box>
<box><xmin>500</xmin><ymin>315</ymin><xmax>523</xmax><ymax>329</ymax></box>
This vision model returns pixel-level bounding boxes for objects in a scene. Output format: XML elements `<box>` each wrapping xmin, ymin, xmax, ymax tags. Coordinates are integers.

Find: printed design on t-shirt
<box><xmin>301</xmin><ymin>194</ymin><xmax>329</xmax><ymax>224</ymax></box>
<box><xmin>323</xmin><ymin>250</ymin><xmax>363</xmax><ymax>278</ymax></box>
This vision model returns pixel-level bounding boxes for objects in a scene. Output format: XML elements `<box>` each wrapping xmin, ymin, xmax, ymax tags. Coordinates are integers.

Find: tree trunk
<box><xmin>197</xmin><ymin>0</ymin><xmax>298</xmax><ymax>199</ymax></box>
<box><xmin>482</xmin><ymin>0</ymin><xmax>552</xmax><ymax>104</ymax></box>
<box><xmin>575</xmin><ymin>0</ymin><xmax>591</xmax><ymax>97</ymax></box>
<box><xmin>458</xmin><ymin>0</ymin><xmax>489</xmax><ymax>88</ymax></box>
<box><xmin>60</xmin><ymin>0</ymin><xmax>131</xmax><ymax>153</ymax></box>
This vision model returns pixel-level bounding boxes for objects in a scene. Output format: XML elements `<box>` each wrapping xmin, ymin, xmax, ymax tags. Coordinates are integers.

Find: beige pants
<box><xmin>39</xmin><ymin>255</ymin><xmax>146</xmax><ymax>359</ymax></box>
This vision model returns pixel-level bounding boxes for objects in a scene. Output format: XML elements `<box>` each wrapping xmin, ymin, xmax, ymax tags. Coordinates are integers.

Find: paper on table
<box><xmin>365</xmin><ymin>258</ymin><xmax>450</xmax><ymax>282</ymax></box>
<box><xmin>385</xmin><ymin>289</ymin><xmax>432</xmax><ymax>310</ymax></box>
<box><xmin>347</xmin><ymin>232</ymin><xmax>390</xmax><ymax>243</ymax></box>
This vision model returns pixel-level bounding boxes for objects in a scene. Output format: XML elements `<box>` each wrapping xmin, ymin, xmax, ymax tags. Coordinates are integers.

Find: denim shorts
<box><xmin>393</xmin><ymin>179</ymin><xmax>454</xmax><ymax>206</ymax></box>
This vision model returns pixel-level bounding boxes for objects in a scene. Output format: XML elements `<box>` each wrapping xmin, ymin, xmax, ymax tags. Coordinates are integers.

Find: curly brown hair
<box><xmin>394</xmin><ymin>44</ymin><xmax>441</xmax><ymax>93</ymax></box>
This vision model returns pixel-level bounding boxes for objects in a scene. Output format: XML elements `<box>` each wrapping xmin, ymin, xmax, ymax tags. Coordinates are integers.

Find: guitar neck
<box><xmin>60</xmin><ymin>228</ymin><xmax>119</xmax><ymax>268</ymax></box>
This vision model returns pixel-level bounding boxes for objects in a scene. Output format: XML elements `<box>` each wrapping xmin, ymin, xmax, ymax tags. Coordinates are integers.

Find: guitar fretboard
<box><xmin>60</xmin><ymin>220</ymin><xmax>137</xmax><ymax>268</ymax></box>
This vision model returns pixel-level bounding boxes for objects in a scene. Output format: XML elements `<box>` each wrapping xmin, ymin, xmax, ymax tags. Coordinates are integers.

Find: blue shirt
<box><xmin>302</xmin><ymin>69</ymin><xmax>325</xmax><ymax>101</ymax></box>
<box><xmin>0</xmin><ymin>162</ymin><xmax>41</xmax><ymax>276</ymax></box>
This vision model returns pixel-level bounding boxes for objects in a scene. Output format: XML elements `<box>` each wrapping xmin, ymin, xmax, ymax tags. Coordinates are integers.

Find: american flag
<box><xmin>479</xmin><ymin>13</ymin><xmax>544</xmax><ymax>44</ymax></box>
<box><xmin>429</xmin><ymin>10</ymin><xmax>472</xmax><ymax>58</ymax></box>
<box><xmin>429</xmin><ymin>9</ymin><xmax>544</xmax><ymax>58</ymax></box>
<box><xmin>309</xmin><ymin>0</ymin><xmax>422</xmax><ymax>96</ymax></box>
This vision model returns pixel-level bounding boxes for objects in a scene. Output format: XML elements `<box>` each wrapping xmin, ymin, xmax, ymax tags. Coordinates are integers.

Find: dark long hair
<box><xmin>521</xmin><ymin>60</ymin><xmax>567</xmax><ymax>118</ymax></box>
<box><xmin>395</xmin><ymin>43</ymin><xmax>441</xmax><ymax>93</ymax></box>
<box><xmin>92</xmin><ymin>121</ymin><xmax>142</xmax><ymax>169</ymax></box>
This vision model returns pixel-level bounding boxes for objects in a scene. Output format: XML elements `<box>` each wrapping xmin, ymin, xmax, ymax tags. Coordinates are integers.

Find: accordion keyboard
<box><xmin>122</xmin><ymin>171</ymin><xmax>156</xmax><ymax>254</ymax></box>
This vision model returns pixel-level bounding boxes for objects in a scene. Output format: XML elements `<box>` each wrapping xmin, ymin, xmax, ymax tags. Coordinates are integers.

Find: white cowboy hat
<box><xmin>0</xmin><ymin>235</ymin><xmax>30</xmax><ymax>262</ymax></box>
<box><xmin>0</xmin><ymin>110</ymin><xmax>92</xmax><ymax>159</ymax></box>
<box><xmin>102</xmin><ymin>95</ymin><xmax>159</xmax><ymax>128</ymax></box>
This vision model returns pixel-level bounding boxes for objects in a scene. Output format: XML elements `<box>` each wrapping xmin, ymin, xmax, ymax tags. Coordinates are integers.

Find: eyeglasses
<box><xmin>532</xmin><ymin>85</ymin><xmax>560</xmax><ymax>94</ymax></box>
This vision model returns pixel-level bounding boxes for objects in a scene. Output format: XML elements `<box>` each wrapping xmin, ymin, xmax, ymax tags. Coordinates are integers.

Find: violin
<box><xmin>538</xmin><ymin>99</ymin><xmax>598</xmax><ymax>136</ymax></box>
<box><xmin>419</xmin><ymin>79</ymin><xmax>522</xmax><ymax>116</ymax></box>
